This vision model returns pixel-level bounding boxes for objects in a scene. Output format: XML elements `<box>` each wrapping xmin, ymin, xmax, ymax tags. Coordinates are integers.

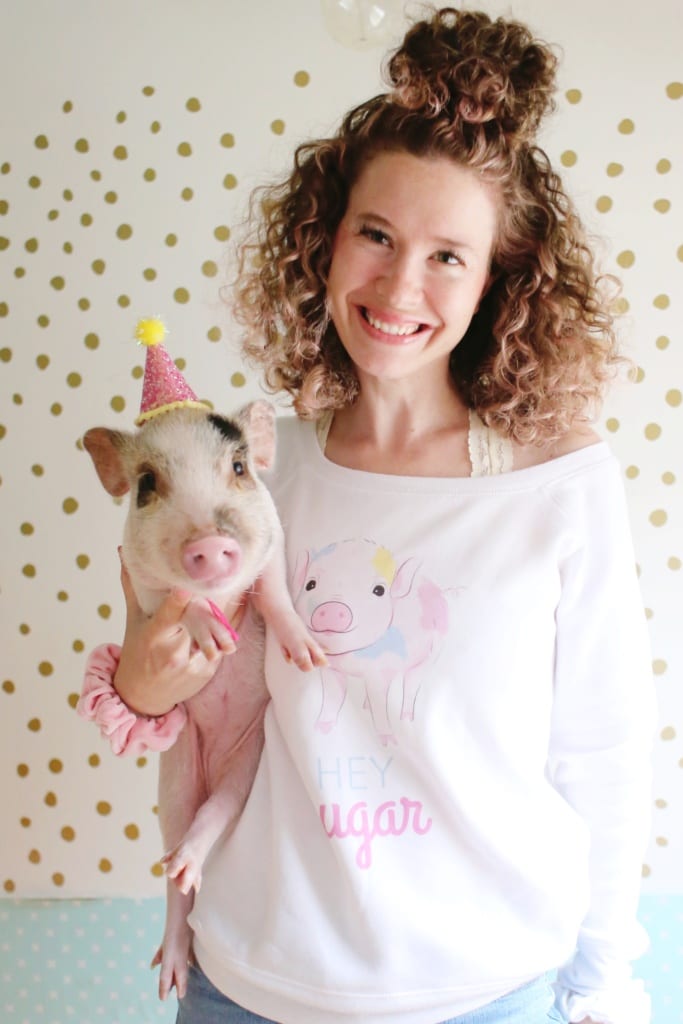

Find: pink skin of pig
<box><xmin>83</xmin><ymin>400</ymin><xmax>325</xmax><ymax>1001</ymax></box>
<box><xmin>293</xmin><ymin>538</ymin><xmax>449</xmax><ymax>746</ymax></box>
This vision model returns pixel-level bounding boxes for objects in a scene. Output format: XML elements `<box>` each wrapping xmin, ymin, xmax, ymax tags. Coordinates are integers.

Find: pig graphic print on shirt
<box><xmin>292</xmin><ymin>538</ymin><xmax>450</xmax><ymax>745</ymax></box>
<box><xmin>291</xmin><ymin>537</ymin><xmax>451</xmax><ymax>869</ymax></box>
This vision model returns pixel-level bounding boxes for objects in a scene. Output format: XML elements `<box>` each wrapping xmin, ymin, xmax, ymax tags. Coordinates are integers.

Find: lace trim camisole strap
<box><xmin>467</xmin><ymin>408</ymin><xmax>514</xmax><ymax>476</ymax></box>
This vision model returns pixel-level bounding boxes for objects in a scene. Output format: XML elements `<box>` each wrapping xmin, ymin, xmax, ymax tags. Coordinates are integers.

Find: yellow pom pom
<box><xmin>135</xmin><ymin>317</ymin><xmax>167</xmax><ymax>347</ymax></box>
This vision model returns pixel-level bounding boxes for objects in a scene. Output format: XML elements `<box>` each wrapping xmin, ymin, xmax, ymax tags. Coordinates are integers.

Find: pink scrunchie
<box><xmin>77</xmin><ymin>643</ymin><xmax>187</xmax><ymax>756</ymax></box>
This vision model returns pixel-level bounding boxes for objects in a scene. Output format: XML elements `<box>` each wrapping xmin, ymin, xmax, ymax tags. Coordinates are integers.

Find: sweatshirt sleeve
<box><xmin>77</xmin><ymin>643</ymin><xmax>188</xmax><ymax>755</ymax></box>
<box><xmin>546</xmin><ymin>456</ymin><xmax>657</xmax><ymax>1024</ymax></box>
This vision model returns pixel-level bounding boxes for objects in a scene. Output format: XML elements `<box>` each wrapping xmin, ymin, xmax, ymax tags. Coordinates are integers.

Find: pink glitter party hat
<box><xmin>134</xmin><ymin>317</ymin><xmax>210</xmax><ymax>426</ymax></box>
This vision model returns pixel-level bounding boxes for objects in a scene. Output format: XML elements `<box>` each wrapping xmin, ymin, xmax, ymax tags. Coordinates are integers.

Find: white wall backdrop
<box><xmin>1</xmin><ymin>0</ymin><xmax>681</xmax><ymax>898</ymax></box>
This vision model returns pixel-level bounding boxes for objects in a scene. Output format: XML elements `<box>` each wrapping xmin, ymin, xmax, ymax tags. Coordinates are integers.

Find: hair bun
<box><xmin>386</xmin><ymin>8</ymin><xmax>558</xmax><ymax>146</ymax></box>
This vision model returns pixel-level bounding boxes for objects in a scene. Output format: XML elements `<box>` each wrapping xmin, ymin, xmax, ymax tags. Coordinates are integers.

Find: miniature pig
<box><xmin>82</xmin><ymin>400</ymin><xmax>325</xmax><ymax>1000</ymax></box>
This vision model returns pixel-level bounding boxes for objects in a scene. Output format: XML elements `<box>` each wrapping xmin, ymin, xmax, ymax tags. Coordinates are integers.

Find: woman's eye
<box><xmin>434</xmin><ymin>250</ymin><xmax>463</xmax><ymax>266</ymax></box>
<box><xmin>233</xmin><ymin>460</ymin><xmax>245</xmax><ymax>476</ymax></box>
<box><xmin>360</xmin><ymin>225</ymin><xmax>390</xmax><ymax>246</ymax></box>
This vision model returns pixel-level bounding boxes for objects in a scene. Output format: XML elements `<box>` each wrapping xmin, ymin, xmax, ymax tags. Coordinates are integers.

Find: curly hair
<box><xmin>234</xmin><ymin>7</ymin><xmax>621</xmax><ymax>445</ymax></box>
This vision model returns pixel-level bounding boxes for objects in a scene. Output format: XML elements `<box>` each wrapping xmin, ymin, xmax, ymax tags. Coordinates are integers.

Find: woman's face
<box><xmin>327</xmin><ymin>150</ymin><xmax>498</xmax><ymax>389</ymax></box>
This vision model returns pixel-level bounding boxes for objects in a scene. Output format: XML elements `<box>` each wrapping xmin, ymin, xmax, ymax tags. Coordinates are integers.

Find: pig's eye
<box><xmin>305</xmin><ymin>579</ymin><xmax>317</xmax><ymax>591</ymax></box>
<box><xmin>137</xmin><ymin>469</ymin><xmax>157</xmax><ymax>506</ymax></box>
<box><xmin>232</xmin><ymin>460</ymin><xmax>245</xmax><ymax>477</ymax></box>
<box><xmin>372</xmin><ymin>584</ymin><xmax>386</xmax><ymax>597</ymax></box>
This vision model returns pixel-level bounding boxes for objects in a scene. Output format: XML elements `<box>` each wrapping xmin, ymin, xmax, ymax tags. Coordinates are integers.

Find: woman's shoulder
<box><xmin>512</xmin><ymin>424</ymin><xmax>603</xmax><ymax>472</ymax></box>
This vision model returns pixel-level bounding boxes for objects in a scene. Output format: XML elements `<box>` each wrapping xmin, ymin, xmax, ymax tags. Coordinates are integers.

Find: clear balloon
<box><xmin>320</xmin><ymin>0</ymin><xmax>405</xmax><ymax>50</ymax></box>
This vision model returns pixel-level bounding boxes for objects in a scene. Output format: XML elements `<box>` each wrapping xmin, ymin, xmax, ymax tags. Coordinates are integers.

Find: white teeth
<box><xmin>365</xmin><ymin>311</ymin><xmax>420</xmax><ymax>336</ymax></box>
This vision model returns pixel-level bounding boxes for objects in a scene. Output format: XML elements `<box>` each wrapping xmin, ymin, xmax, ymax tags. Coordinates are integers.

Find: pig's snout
<box><xmin>311</xmin><ymin>601</ymin><xmax>353</xmax><ymax>634</ymax></box>
<box><xmin>182</xmin><ymin>536</ymin><xmax>242</xmax><ymax>583</ymax></box>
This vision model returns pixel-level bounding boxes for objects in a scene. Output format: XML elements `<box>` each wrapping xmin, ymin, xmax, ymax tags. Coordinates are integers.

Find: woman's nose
<box><xmin>375</xmin><ymin>255</ymin><xmax>422</xmax><ymax>307</ymax></box>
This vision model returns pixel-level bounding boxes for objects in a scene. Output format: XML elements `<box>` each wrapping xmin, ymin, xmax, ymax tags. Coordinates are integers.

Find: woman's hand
<box><xmin>113</xmin><ymin>556</ymin><xmax>235</xmax><ymax>717</ymax></box>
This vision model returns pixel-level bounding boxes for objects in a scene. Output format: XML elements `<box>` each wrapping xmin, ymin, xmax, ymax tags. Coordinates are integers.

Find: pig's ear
<box><xmin>82</xmin><ymin>428</ymin><xmax>131</xmax><ymax>497</ymax></box>
<box><xmin>237</xmin><ymin>400</ymin><xmax>276</xmax><ymax>471</ymax></box>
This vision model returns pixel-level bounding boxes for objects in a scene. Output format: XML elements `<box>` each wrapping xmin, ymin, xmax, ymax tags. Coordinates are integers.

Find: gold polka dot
<box><xmin>678</xmin><ymin>245</ymin><xmax>683</xmax><ymax>262</ymax></box>
<box><xmin>142</xmin><ymin>85</ymin><xmax>155</xmax><ymax>96</ymax></box>
<box><xmin>665</xmin><ymin>389</ymin><xmax>682</xmax><ymax>407</ymax></box>
<box><xmin>20</xmin><ymin>521</ymin><xmax>34</xmax><ymax>535</ymax></box>
<box><xmin>649</xmin><ymin>510</ymin><xmax>667</xmax><ymax>527</ymax></box>
<box><xmin>99</xmin><ymin>858</ymin><xmax>112</xmax><ymax>873</ymax></box>
<box><xmin>62</xmin><ymin>497</ymin><xmax>78</xmax><ymax>514</ymax></box>
<box><xmin>117</xmin><ymin>294</ymin><xmax>130</xmax><ymax>308</ymax></box>
<box><xmin>220</xmin><ymin>132</ymin><xmax>235</xmax><ymax>148</ymax></box>
<box><xmin>98</xmin><ymin>604</ymin><xmax>112</xmax><ymax>619</ymax></box>
<box><xmin>606</xmin><ymin>162</ymin><xmax>623</xmax><ymax>177</ymax></box>
<box><xmin>75</xmin><ymin>138</ymin><xmax>89</xmax><ymax>153</ymax></box>
<box><xmin>596</xmin><ymin>196</ymin><xmax>612</xmax><ymax>213</ymax></box>
<box><xmin>214</xmin><ymin>225</ymin><xmax>230</xmax><ymax>242</ymax></box>
<box><xmin>565</xmin><ymin>88</ymin><xmax>582</xmax><ymax>104</ymax></box>
<box><xmin>20</xmin><ymin>624</ymin><xmax>31</xmax><ymax>635</ymax></box>
<box><xmin>84</xmin><ymin>332</ymin><xmax>99</xmax><ymax>349</ymax></box>
<box><xmin>137</xmin><ymin>756</ymin><xmax>148</xmax><ymax>768</ymax></box>
<box><xmin>116</xmin><ymin>110</ymin><xmax>127</xmax><ymax>124</ymax></box>
<box><xmin>294</xmin><ymin>70</ymin><xmax>310</xmax><ymax>87</ymax></box>
<box><xmin>655</xmin><ymin>798</ymin><xmax>667</xmax><ymax>808</ymax></box>
<box><xmin>89</xmin><ymin>753</ymin><xmax>100</xmax><ymax>767</ymax></box>
<box><xmin>150</xmin><ymin>120</ymin><xmax>161</xmax><ymax>133</ymax></box>
<box><xmin>28</xmin><ymin>849</ymin><xmax>41</xmax><ymax>864</ymax></box>
<box><xmin>612</xmin><ymin>297</ymin><xmax>629</xmax><ymax>315</ymax></box>
<box><xmin>181</xmin><ymin>187</ymin><xmax>194</xmax><ymax>201</ymax></box>
<box><xmin>634</xmin><ymin>366</ymin><xmax>645</xmax><ymax>383</ymax></box>
<box><xmin>80</xmin><ymin>213</ymin><xmax>93</xmax><ymax>227</ymax></box>
<box><xmin>48</xmin><ymin>758</ymin><xmax>63</xmax><ymax>773</ymax></box>
<box><xmin>4</xmin><ymin>880</ymin><xmax>16</xmax><ymax>893</ymax></box>
<box><xmin>616</xmin><ymin>250</ymin><xmax>635</xmax><ymax>268</ymax></box>
<box><xmin>117</xmin><ymin>223</ymin><xmax>133</xmax><ymax>240</ymax></box>
<box><xmin>661</xmin><ymin>726</ymin><xmax>676</xmax><ymax>740</ymax></box>
<box><xmin>39</xmin><ymin>661</ymin><xmax>53</xmax><ymax>676</ymax></box>
<box><xmin>78</xmin><ymin>298</ymin><xmax>91</xmax><ymax>310</ymax></box>
<box><xmin>626</xmin><ymin>466</ymin><xmax>640</xmax><ymax>480</ymax></box>
<box><xmin>202</xmin><ymin>260</ymin><xmax>218</xmax><ymax>277</ymax></box>
<box><xmin>654</xmin><ymin>199</ymin><xmax>671</xmax><ymax>213</ymax></box>
<box><xmin>28</xmin><ymin>176</ymin><xmax>41</xmax><ymax>189</ymax></box>
<box><xmin>662</xmin><ymin>471</ymin><xmax>676</xmax><ymax>485</ymax></box>
<box><xmin>51</xmin><ymin>402</ymin><xmax>63</xmax><ymax>416</ymax></box>
<box><xmin>656</xmin><ymin>158</ymin><xmax>671</xmax><ymax>174</ymax></box>
<box><xmin>655</xmin><ymin>836</ymin><xmax>668</xmax><ymax>847</ymax></box>
<box><xmin>208</xmin><ymin>326</ymin><xmax>222</xmax><ymax>342</ymax></box>
<box><xmin>52</xmin><ymin>873</ymin><xmax>65</xmax><ymax>887</ymax></box>
<box><xmin>27</xmin><ymin>717</ymin><xmax>41</xmax><ymax>731</ymax></box>
<box><xmin>223</xmin><ymin>173</ymin><xmax>238</xmax><ymax>189</ymax></box>
<box><xmin>67</xmin><ymin>372</ymin><xmax>82</xmax><ymax>387</ymax></box>
<box><xmin>73</xmin><ymin>639</ymin><xmax>84</xmax><ymax>652</ymax></box>
<box><xmin>20</xmin><ymin>817</ymin><xmax>30</xmax><ymax>827</ymax></box>
<box><xmin>61</xmin><ymin>826</ymin><xmax>76</xmax><ymax>841</ymax></box>
<box><xmin>104</xmin><ymin>190</ymin><xmax>117</xmax><ymax>203</ymax></box>
<box><xmin>3</xmin><ymin>680</ymin><xmax>15</xmax><ymax>693</ymax></box>
<box><xmin>653</xmin><ymin>659</ymin><xmax>667</xmax><ymax>675</ymax></box>
<box><xmin>668</xmin><ymin>556</ymin><xmax>681</xmax><ymax>571</ymax></box>
<box><xmin>97</xmin><ymin>800</ymin><xmax>112</xmax><ymax>815</ymax></box>
<box><xmin>174</xmin><ymin>287</ymin><xmax>190</xmax><ymax>304</ymax></box>
<box><xmin>50</xmin><ymin>275</ymin><xmax>65</xmax><ymax>290</ymax></box>
<box><xmin>35</xmin><ymin>134</ymin><xmax>49</xmax><ymax>149</ymax></box>
<box><xmin>91</xmin><ymin>259</ymin><xmax>105</xmax><ymax>275</ymax></box>
<box><xmin>22</xmin><ymin>564</ymin><xmax>36</xmax><ymax>578</ymax></box>
<box><xmin>178</xmin><ymin>142</ymin><xmax>192</xmax><ymax>157</ymax></box>
<box><xmin>124</xmin><ymin>823</ymin><xmax>140</xmax><ymax>840</ymax></box>
<box><xmin>32</xmin><ymin>464</ymin><xmax>44</xmax><ymax>476</ymax></box>
<box><xmin>618</xmin><ymin>118</ymin><xmax>635</xmax><ymax>134</ymax></box>
<box><xmin>17</xmin><ymin>763</ymin><xmax>30</xmax><ymax>778</ymax></box>
<box><xmin>666</xmin><ymin>82</ymin><xmax>683</xmax><ymax>99</ymax></box>
<box><xmin>143</xmin><ymin>168</ymin><xmax>156</xmax><ymax>182</ymax></box>
<box><xmin>57</xmin><ymin>590</ymin><xmax>69</xmax><ymax>602</ymax></box>
<box><xmin>270</xmin><ymin>119</ymin><xmax>285</xmax><ymax>135</ymax></box>
<box><xmin>132</xmin><ymin>366</ymin><xmax>143</xmax><ymax>379</ymax></box>
<box><xmin>186</xmin><ymin>96</ymin><xmax>201</xmax><ymax>112</ymax></box>
<box><xmin>653</xmin><ymin>294</ymin><xmax>670</xmax><ymax>310</ymax></box>
<box><xmin>113</xmin><ymin>145</ymin><xmax>128</xmax><ymax>160</ymax></box>
<box><xmin>151</xmin><ymin>862</ymin><xmax>164</xmax><ymax>878</ymax></box>
<box><xmin>110</xmin><ymin>396</ymin><xmax>125</xmax><ymax>412</ymax></box>
<box><xmin>560</xmin><ymin>150</ymin><xmax>577</xmax><ymax>167</ymax></box>
<box><xmin>655</xmin><ymin>335</ymin><xmax>670</xmax><ymax>350</ymax></box>
<box><xmin>644</xmin><ymin>423</ymin><xmax>661</xmax><ymax>441</ymax></box>
<box><xmin>606</xmin><ymin>417</ymin><xmax>620</xmax><ymax>433</ymax></box>
<box><xmin>166</xmin><ymin>233</ymin><xmax>178</xmax><ymax>246</ymax></box>
<box><xmin>231</xmin><ymin>372</ymin><xmax>246</xmax><ymax>388</ymax></box>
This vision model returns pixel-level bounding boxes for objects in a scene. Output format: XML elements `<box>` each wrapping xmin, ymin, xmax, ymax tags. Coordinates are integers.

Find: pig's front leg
<box><xmin>255</xmin><ymin>538</ymin><xmax>327</xmax><ymax>671</ymax></box>
<box><xmin>151</xmin><ymin>881</ymin><xmax>193</xmax><ymax>1000</ymax></box>
<box><xmin>163</xmin><ymin>712</ymin><xmax>266</xmax><ymax>894</ymax></box>
<box><xmin>316</xmin><ymin>665</ymin><xmax>348</xmax><ymax>734</ymax></box>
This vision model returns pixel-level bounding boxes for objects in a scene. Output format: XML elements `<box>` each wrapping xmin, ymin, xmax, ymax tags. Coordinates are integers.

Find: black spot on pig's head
<box><xmin>208</xmin><ymin>414</ymin><xmax>243</xmax><ymax>445</ymax></box>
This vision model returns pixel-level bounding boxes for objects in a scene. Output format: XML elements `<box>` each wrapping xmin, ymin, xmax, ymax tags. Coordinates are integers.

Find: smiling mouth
<box><xmin>361</xmin><ymin>308</ymin><xmax>427</xmax><ymax>337</ymax></box>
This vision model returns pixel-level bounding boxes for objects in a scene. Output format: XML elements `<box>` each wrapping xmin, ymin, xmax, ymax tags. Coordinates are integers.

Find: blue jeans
<box><xmin>176</xmin><ymin>962</ymin><xmax>565</xmax><ymax>1023</ymax></box>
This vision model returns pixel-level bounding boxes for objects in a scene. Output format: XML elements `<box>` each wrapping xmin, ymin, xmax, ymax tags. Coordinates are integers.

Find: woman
<box><xmin>81</xmin><ymin>8</ymin><xmax>655</xmax><ymax>1023</ymax></box>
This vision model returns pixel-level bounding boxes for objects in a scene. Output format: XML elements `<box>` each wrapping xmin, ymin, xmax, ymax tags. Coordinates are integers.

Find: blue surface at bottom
<box><xmin>1</xmin><ymin>894</ymin><xmax>681</xmax><ymax>1023</ymax></box>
